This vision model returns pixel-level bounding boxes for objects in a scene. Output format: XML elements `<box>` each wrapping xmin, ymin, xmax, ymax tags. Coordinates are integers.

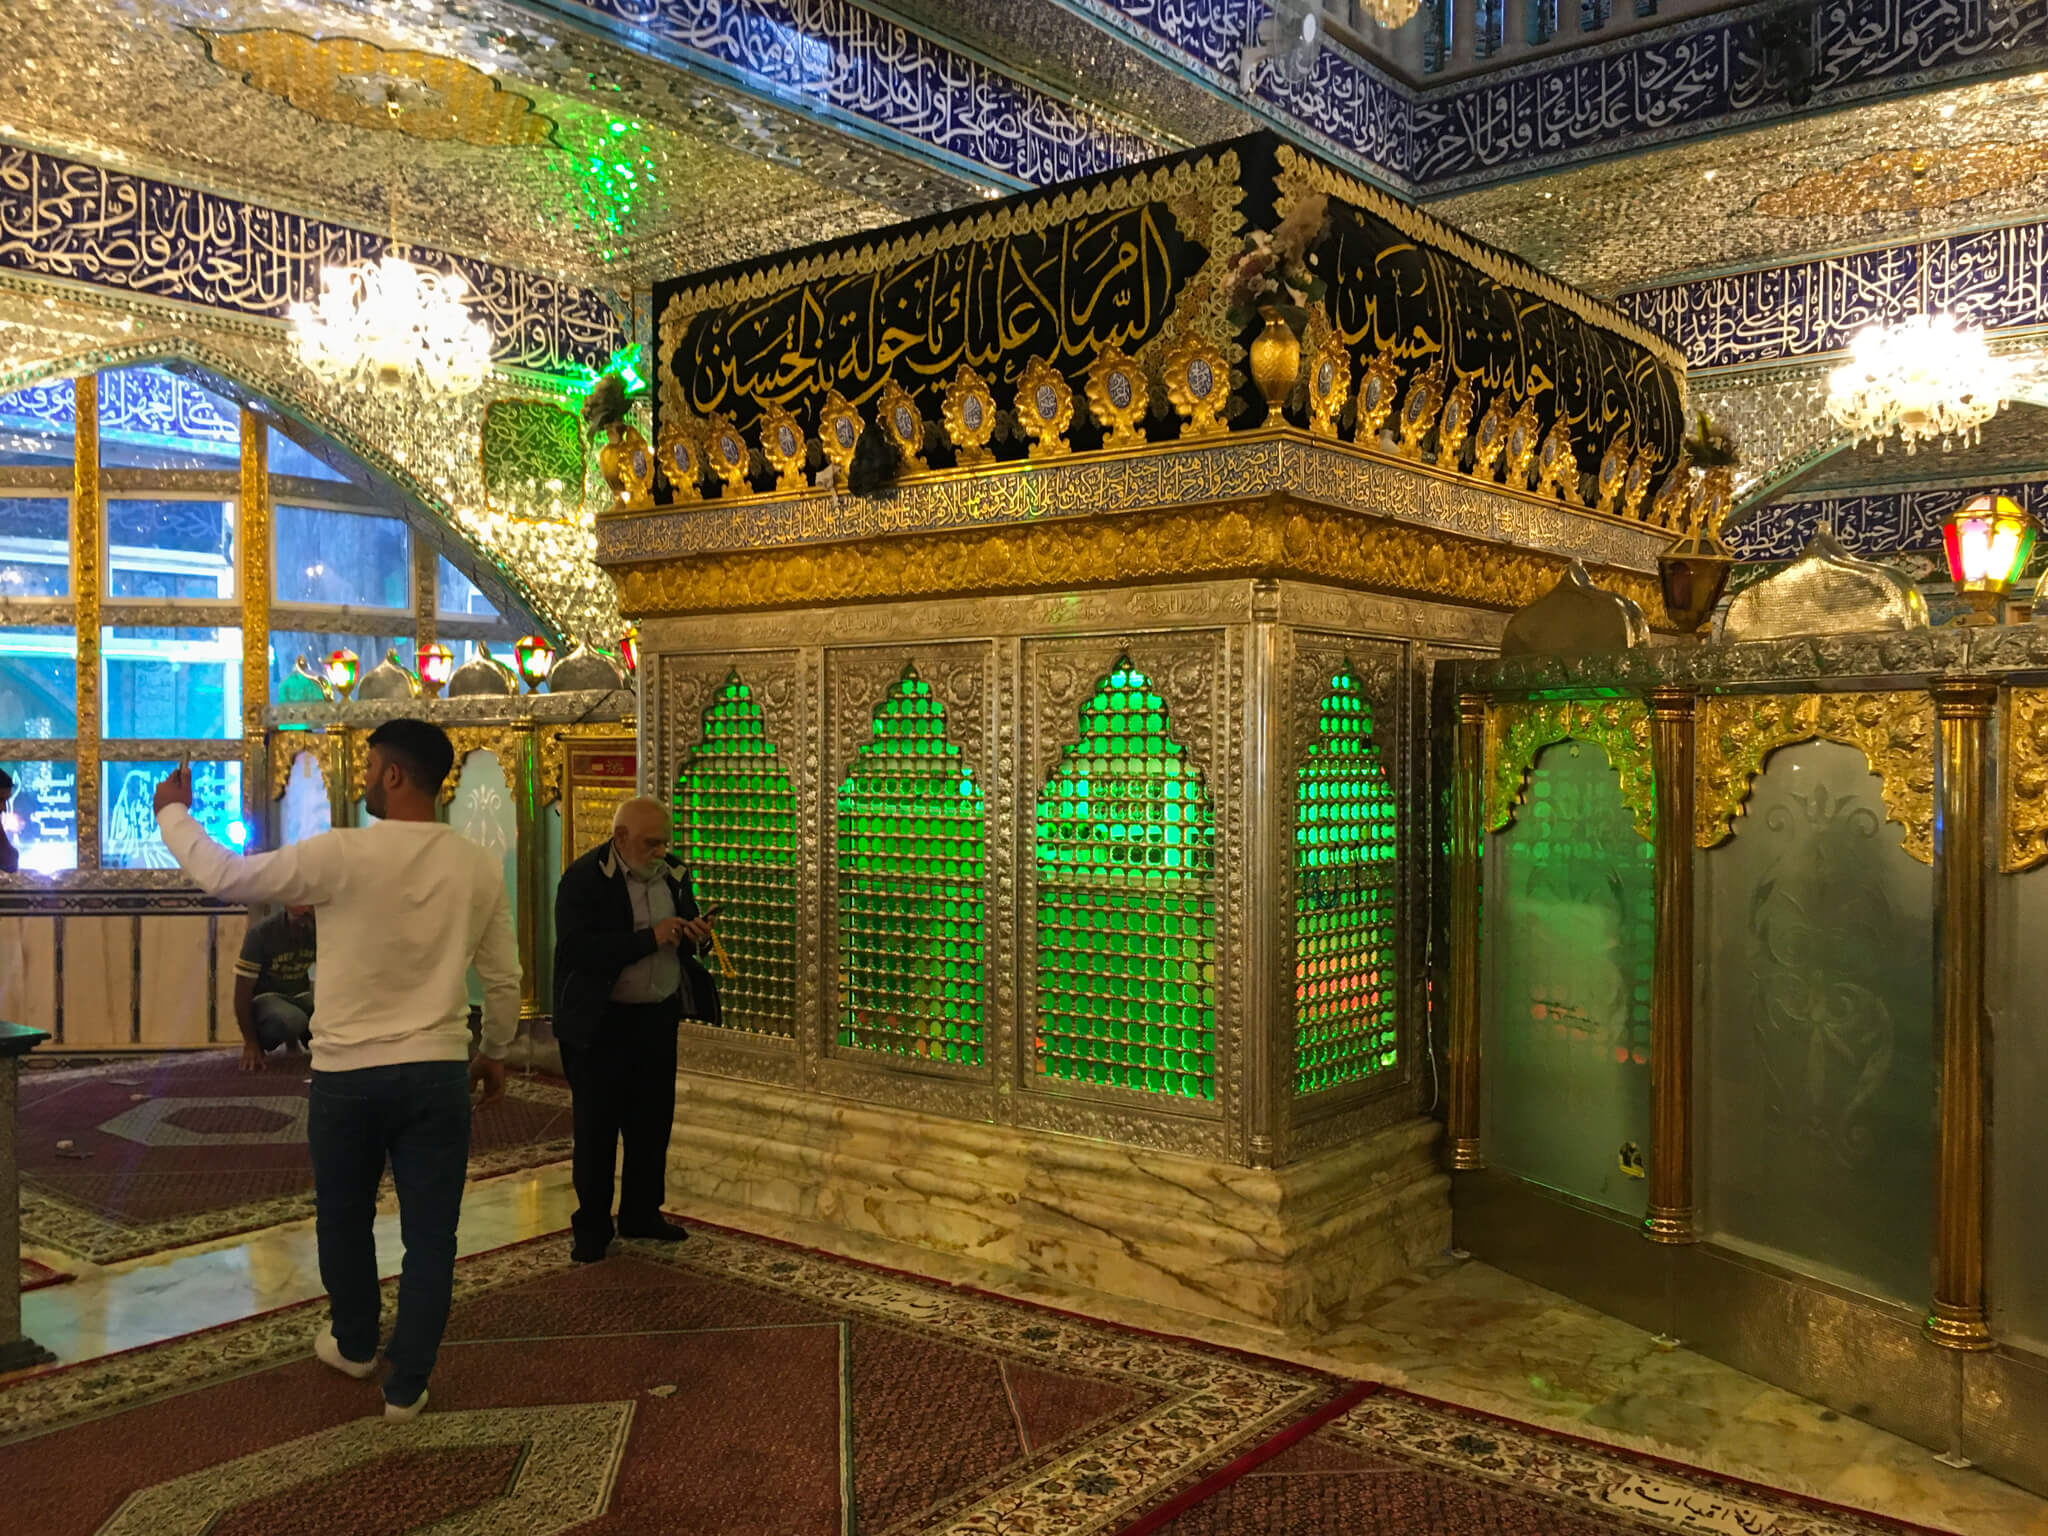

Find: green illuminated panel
<box><xmin>673</xmin><ymin>674</ymin><xmax>797</xmax><ymax>1035</ymax></box>
<box><xmin>1294</xmin><ymin>673</ymin><xmax>1399</xmax><ymax>1094</ymax></box>
<box><xmin>835</xmin><ymin>669</ymin><xmax>986</xmax><ymax>1065</ymax></box>
<box><xmin>1035</xmin><ymin>660</ymin><xmax>1217</xmax><ymax>1100</ymax></box>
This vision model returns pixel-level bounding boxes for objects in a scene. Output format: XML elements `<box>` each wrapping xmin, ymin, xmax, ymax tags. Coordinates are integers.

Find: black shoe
<box><xmin>618</xmin><ymin>1217</ymin><xmax>689</xmax><ymax>1243</ymax></box>
<box><xmin>570</xmin><ymin>1238</ymin><xmax>610</xmax><ymax>1264</ymax></box>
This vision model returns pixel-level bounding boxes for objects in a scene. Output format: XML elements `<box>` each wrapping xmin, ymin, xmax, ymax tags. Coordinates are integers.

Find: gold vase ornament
<box><xmin>1250</xmin><ymin>306</ymin><xmax>1302</xmax><ymax>412</ymax></box>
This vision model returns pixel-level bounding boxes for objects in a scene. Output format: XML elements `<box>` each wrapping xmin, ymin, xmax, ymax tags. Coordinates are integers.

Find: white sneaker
<box><xmin>384</xmin><ymin>1388</ymin><xmax>428</xmax><ymax>1423</ymax></box>
<box><xmin>314</xmin><ymin>1331</ymin><xmax>378</xmax><ymax>1380</ymax></box>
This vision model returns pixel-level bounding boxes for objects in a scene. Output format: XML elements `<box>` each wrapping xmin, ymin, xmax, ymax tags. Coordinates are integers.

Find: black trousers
<box><xmin>558</xmin><ymin>1000</ymin><xmax>679</xmax><ymax>1247</ymax></box>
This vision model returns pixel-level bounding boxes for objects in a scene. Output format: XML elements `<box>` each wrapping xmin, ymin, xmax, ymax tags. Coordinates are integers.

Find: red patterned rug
<box><xmin>0</xmin><ymin>1224</ymin><xmax>1956</xmax><ymax>1535</ymax></box>
<box><xmin>17</xmin><ymin>1054</ymin><xmax>572</xmax><ymax>1264</ymax></box>
<box><xmin>18</xmin><ymin>1256</ymin><xmax>71</xmax><ymax>1293</ymax></box>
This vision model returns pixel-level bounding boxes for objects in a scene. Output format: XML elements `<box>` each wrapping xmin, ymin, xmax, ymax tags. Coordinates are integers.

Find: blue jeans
<box><xmin>307</xmin><ymin>1062</ymin><xmax>471</xmax><ymax>1407</ymax></box>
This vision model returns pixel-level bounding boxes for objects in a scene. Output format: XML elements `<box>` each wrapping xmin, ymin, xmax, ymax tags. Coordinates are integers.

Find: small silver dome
<box><xmin>447</xmin><ymin>641</ymin><xmax>517</xmax><ymax>697</ymax></box>
<box><xmin>548</xmin><ymin>642</ymin><xmax>624</xmax><ymax>693</ymax></box>
<box><xmin>1501</xmin><ymin>562</ymin><xmax>1648</xmax><ymax>657</ymax></box>
<box><xmin>356</xmin><ymin>648</ymin><xmax>421</xmax><ymax>702</ymax></box>
<box><xmin>1720</xmin><ymin>527</ymin><xmax>1928</xmax><ymax>642</ymax></box>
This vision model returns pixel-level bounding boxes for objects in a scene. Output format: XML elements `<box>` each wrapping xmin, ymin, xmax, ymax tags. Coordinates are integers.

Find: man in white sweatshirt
<box><xmin>152</xmin><ymin>717</ymin><xmax>521</xmax><ymax>1422</ymax></box>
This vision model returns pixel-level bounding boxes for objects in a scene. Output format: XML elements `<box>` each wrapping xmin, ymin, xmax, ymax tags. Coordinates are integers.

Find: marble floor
<box><xmin>12</xmin><ymin>1164</ymin><xmax>2047</xmax><ymax>1535</ymax></box>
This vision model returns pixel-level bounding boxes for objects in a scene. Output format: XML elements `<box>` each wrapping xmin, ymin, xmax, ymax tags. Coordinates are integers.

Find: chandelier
<box><xmin>1824</xmin><ymin>313</ymin><xmax>2008</xmax><ymax>455</ymax></box>
<box><xmin>1355</xmin><ymin>0</ymin><xmax>1421</xmax><ymax>26</ymax></box>
<box><xmin>287</xmin><ymin>93</ymin><xmax>492</xmax><ymax>398</ymax></box>
<box><xmin>288</xmin><ymin>253</ymin><xmax>492</xmax><ymax>397</ymax></box>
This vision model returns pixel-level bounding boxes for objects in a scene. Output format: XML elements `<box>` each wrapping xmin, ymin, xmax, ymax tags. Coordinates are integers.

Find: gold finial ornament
<box><xmin>1353</xmin><ymin>354</ymin><xmax>1401</xmax><ymax>446</ymax></box>
<box><xmin>1596</xmin><ymin>429</ymin><xmax>1631</xmax><ymax>514</ymax></box>
<box><xmin>818</xmin><ymin>388</ymin><xmax>864</xmax><ymax>480</ymax></box>
<box><xmin>1086</xmin><ymin>343</ymin><xmax>1149</xmax><ymax>449</ymax></box>
<box><xmin>1249</xmin><ymin>306</ymin><xmax>1302</xmax><ymax>410</ymax></box>
<box><xmin>1470</xmin><ymin>390</ymin><xmax>1513</xmax><ymax>480</ymax></box>
<box><xmin>877</xmin><ymin>379</ymin><xmax>928</xmax><ymax>472</ymax></box>
<box><xmin>758</xmin><ymin>401</ymin><xmax>809</xmax><ymax>492</ymax></box>
<box><xmin>655</xmin><ymin>414</ymin><xmax>704</xmax><ymax>504</ymax></box>
<box><xmin>703</xmin><ymin>412</ymin><xmax>752</xmax><ymax>495</ymax></box>
<box><xmin>1396</xmin><ymin>360</ymin><xmax>1445</xmax><ymax>458</ymax></box>
<box><xmin>1535</xmin><ymin>416</ymin><xmax>1579</xmax><ymax>502</ymax></box>
<box><xmin>1623</xmin><ymin>445</ymin><xmax>1659</xmax><ymax>521</ymax></box>
<box><xmin>1502</xmin><ymin>396</ymin><xmax>1542</xmax><ymax>489</ymax></box>
<box><xmin>1015</xmin><ymin>356</ymin><xmax>1074</xmax><ymax>458</ymax></box>
<box><xmin>941</xmin><ymin>363</ymin><xmax>998</xmax><ymax>466</ymax></box>
<box><xmin>1163</xmin><ymin>334</ymin><xmax>1231</xmax><ymax>439</ymax></box>
<box><xmin>598</xmin><ymin>423</ymin><xmax>655</xmax><ymax>512</ymax></box>
<box><xmin>1652</xmin><ymin>453</ymin><xmax>1694</xmax><ymax>529</ymax></box>
<box><xmin>1435</xmin><ymin>377</ymin><xmax>1475</xmax><ymax>471</ymax></box>
<box><xmin>1305</xmin><ymin>335</ymin><xmax>1350</xmax><ymax>438</ymax></box>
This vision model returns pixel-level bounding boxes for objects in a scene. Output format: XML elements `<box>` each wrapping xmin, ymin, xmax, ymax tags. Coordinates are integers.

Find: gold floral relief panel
<box><xmin>1485</xmin><ymin>698</ymin><xmax>1654</xmax><ymax>844</ymax></box>
<box><xmin>1696</xmin><ymin>692</ymin><xmax>1935</xmax><ymax>865</ymax></box>
<box><xmin>2003</xmin><ymin>687</ymin><xmax>2048</xmax><ymax>872</ymax></box>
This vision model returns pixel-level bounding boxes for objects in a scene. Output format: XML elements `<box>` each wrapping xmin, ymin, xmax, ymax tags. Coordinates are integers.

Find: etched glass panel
<box><xmin>0</xmin><ymin>495</ymin><xmax>69</xmax><ymax>596</ymax></box>
<box><xmin>96</xmin><ymin>365</ymin><xmax>239</xmax><ymax>471</ymax></box>
<box><xmin>438</xmin><ymin>556</ymin><xmax>500</xmax><ymax>619</ymax></box>
<box><xmin>1700</xmin><ymin>740</ymin><xmax>1935</xmax><ymax>1304</ymax></box>
<box><xmin>1036</xmin><ymin>660</ymin><xmax>1217</xmax><ymax>1100</ymax></box>
<box><xmin>449</xmin><ymin>748</ymin><xmax>519</xmax><ymax>941</ymax></box>
<box><xmin>0</xmin><ymin>626</ymin><xmax>77</xmax><ymax>738</ymax></box>
<box><xmin>1294</xmin><ymin>670</ymin><xmax>1398</xmax><ymax>1093</ymax></box>
<box><xmin>274</xmin><ymin>504</ymin><xmax>410</xmax><ymax>608</ymax></box>
<box><xmin>279</xmin><ymin>751</ymin><xmax>333</xmax><ymax>847</ymax></box>
<box><xmin>0</xmin><ymin>758</ymin><xmax>77</xmax><ymax>873</ymax></box>
<box><xmin>1993</xmin><ymin>864</ymin><xmax>2048</xmax><ymax>1351</ymax></box>
<box><xmin>102</xmin><ymin>760</ymin><xmax>242</xmax><ymax>869</ymax></box>
<box><xmin>106</xmin><ymin>498</ymin><xmax>236</xmax><ymax>601</ymax></box>
<box><xmin>102</xmin><ymin>625</ymin><xmax>241</xmax><ymax>740</ymax></box>
<box><xmin>835</xmin><ymin>669</ymin><xmax>985</xmax><ymax>1064</ymax></box>
<box><xmin>1482</xmin><ymin>740</ymin><xmax>1653</xmax><ymax>1218</ymax></box>
<box><xmin>0</xmin><ymin>377</ymin><xmax>75</xmax><ymax>469</ymax></box>
<box><xmin>676</xmin><ymin>675</ymin><xmax>798</xmax><ymax>1037</ymax></box>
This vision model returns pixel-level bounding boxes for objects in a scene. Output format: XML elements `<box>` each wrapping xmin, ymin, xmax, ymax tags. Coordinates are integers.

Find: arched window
<box><xmin>1294</xmin><ymin>670</ymin><xmax>1399</xmax><ymax>1093</ymax></box>
<box><xmin>1035</xmin><ymin>659</ymin><xmax>1217</xmax><ymax>1101</ymax></box>
<box><xmin>834</xmin><ymin>668</ymin><xmax>986</xmax><ymax>1066</ymax></box>
<box><xmin>675</xmin><ymin>674</ymin><xmax>798</xmax><ymax>1036</ymax></box>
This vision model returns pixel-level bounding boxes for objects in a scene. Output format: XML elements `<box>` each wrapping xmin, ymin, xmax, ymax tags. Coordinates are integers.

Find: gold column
<box><xmin>1928</xmin><ymin>678</ymin><xmax>1996</xmax><ymax>1350</ymax></box>
<box><xmin>1646</xmin><ymin>686</ymin><xmax>1697</xmax><ymax>1242</ymax></box>
<box><xmin>412</xmin><ymin>533</ymin><xmax>436</xmax><ymax>658</ymax></box>
<box><xmin>512</xmin><ymin>724</ymin><xmax>542</xmax><ymax>1021</ymax></box>
<box><xmin>71</xmin><ymin>375</ymin><xmax>101</xmax><ymax>871</ymax></box>
<box><xmin>238</xmin><ymin>411</ymin><xmax>271</xmax><ymax>835</ymax></box>
<box><xmin>1447</xmin><ymin>693</ymin><xmax>1485</xmax><ymax>1170</ymax></box>
<box><xmin>1242</xmin><ymin>588</ymin><xmax>1282</xmax><ymax>1168</ymax></box>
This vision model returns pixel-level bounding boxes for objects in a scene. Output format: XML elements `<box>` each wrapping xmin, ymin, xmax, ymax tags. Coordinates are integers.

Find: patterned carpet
<box><xmin>17</xmin><ymin>1054</ymin><xmax>573</xmax><ymax>1263</ymax></box>
<box><xmin>0</xmin><ymin>1225</ymin><xmax>1955</xmax><ymax>1535</ymax></box>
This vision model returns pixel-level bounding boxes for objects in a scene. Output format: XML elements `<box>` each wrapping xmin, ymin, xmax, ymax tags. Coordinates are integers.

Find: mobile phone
<box><xmin>701</xmin><ymin>903</ymin><xmax>723</xmax><ymax>918</ymax></box>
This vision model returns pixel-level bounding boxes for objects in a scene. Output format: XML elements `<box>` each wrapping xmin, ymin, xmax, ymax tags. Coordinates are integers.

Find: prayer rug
<box><xmin>1124</xmin><ymin>1385</ymin><xmax>1958</xmax><ymax>1536</ymax></box>
<box><xmin>17</xmin><ymin>1053</ymin><xmax>572</xmax><ymax>1263</ymax></box>
<box><xmin>18</xmin><ymin>1256</ymin><xmax>71</xmax><ymax>1292</ymax></box>
<box><xmin>0</xmin><ymin>1225</ymin><xmax>1357</xmax><ymax>1536</ymax></box>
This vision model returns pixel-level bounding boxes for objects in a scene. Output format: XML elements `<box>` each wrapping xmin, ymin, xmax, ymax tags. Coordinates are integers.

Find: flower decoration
<box><xmin>1683</xmin><ymin>412</ymin><xmax>1740</xmax><ymax>468</ymax></box>
<box><xmin>1224</xmin><ymin>193</ymin><xmax>1329</xmax><ymax>342</ymax></box>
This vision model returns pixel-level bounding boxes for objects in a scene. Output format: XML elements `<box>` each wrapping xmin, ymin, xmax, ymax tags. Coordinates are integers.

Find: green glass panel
<box><xmin>672</xmin><ymin>674</ymin><xmax>798</xmax><ymax>1036</ymax></box>
<box><xmin>1034</xmin><ymin>660</ymin><xmax>1217</xmax><ymax>1100</ymax></box>
<box><xmin>835</xmin><ymin>668</ymin><xmax>987</xmax><ymax>1065</ymax></box>
<box><xmin>1481</xmin><ymin>740</ymin><xmax>1654</xmax><ymax>1218</ymax></box>
<box><xmin>1293</xmin><ymin>673</ymin><xmax>1399</xmax><ymax>1094</ymax></box>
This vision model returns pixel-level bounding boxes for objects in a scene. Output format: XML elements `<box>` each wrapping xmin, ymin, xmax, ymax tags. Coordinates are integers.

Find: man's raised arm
<box><xmin>153</xmin><ymin>767</ymin><xmax>337</xmax><ymax>907</ymax></box>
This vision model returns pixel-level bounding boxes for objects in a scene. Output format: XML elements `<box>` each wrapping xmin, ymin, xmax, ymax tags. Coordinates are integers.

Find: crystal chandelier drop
<box><xmin>1823</xmin><ymin>313</ymin><xmax>2008</xmax><ymax>455</ymax></box>
<box><xmin>1355</xmin><ymin>0</ymin><xmax>1421</xmax><ymax>27</ymax></box>
<box><xmin>288</xmin><ymin>253</ymin><xmax>492</xmax><ymax>397</ymax></box>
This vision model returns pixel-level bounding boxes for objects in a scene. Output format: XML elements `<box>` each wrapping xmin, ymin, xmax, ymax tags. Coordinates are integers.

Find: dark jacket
<box><xmin>552</xmin><ymin>841</ymin><xmax>721</xmax><ymax>1047</ymax></box>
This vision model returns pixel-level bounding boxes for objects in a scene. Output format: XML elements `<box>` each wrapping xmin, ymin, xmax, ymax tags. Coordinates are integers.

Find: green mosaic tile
<box><xmin>673</xmin><ymin>674</ymin><xmax>798</xmax><ymax>1035</ymax></box>
<box><xmin>1294</xmin><ymin>672</ymin><xmax>1399</xmax><ymax>1094</ymax></box>
<box><xmin>835</xmin><ymin>668</ymin><xmax>986</xmax><ymax>1066</ymax></box>
<box><xmin>1035</xmin><ymin>660</ymin><xmax>1217</xmax><ymax>1101</ymax></box>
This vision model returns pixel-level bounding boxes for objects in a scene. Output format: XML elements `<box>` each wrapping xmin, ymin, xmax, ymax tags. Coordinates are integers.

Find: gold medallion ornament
<box><xmin>1353</xmin><ymin>354</ymin><xmax>1401</xmax><ymax>446</ymax></box>
<box><xmin>1015</xmin><ymin>357</ymin><xmax>1075</xmax><ymax>458</ymax></box>
<box><xmin>704</xmin><ymin>412</ymin><xmax>752</xmax><ymax>494</ymax></box>
<box><xmin>598</xmin><ymin>423</ymin><xmax>656</xmax><ymax>512</ymax></box>
<box><xmin>1502</xmin><ymin>397</ymin><xmax>1542</xmax><ymax>490</ymax></box>
<box><xmin>1396</xmin><ymin>361</ymin><xmax>1445</xmax><ymax>459</ymax></box>
<box><xmin>1535</xmin><ymin>417</ymin><xmax>1579</xmax><ymax>502</ymax></box>
<box><xmin>1623</xmin><ymin>446</ymin><xmax>1659</xmax><ymax>521</ymax></box>
<box><xmin>941</xmin><ymin>364</ymin><xmax>999</xmax><ymax>466</ymax></box>
<box><xmin>1163</xmin><ymin>335</ymin><xmax>1231</xmax><ymax>440</ymax></box>
<box><xmin>1470</xmin><ymin>390</ymin><xmax>1513</xmax><ymax>480</ymax></box>
<box><xmin>1652</xmin><ymin>453</ymin><xmax>1693</xmax><ymax>529</ymax></box>
<box><xmin>877</xmin><ymin>379</ymin><xmax>928</xmax><ymax>472</ymax></box>
<box><xmin>1435</xmin><ymin>377</ymin><xmax>1474</xmax><ymax>471</ymax></box>
<box><xmin>1306</xmin><ymin>336</ymin><xmax>1351</xmax><ymax>439</ymax></box>
<box><xmin>1086</xmin><ymin>344</ymin><xmax>1150</xmax><ymax>449</ymax></box>
<box><xmin>819</xmin><ymin>388</ymin><xmax>864</xmax><ymax>480</ymax></box>
<box><xmin>1596</xmin><ymin>430</ymin><xmax>1631</xmax><ymax>514</ymax></box>
<box><xmin>655</xmin><ymin>415</ymin><xmax>704</xmax><ymax>505</ymax></box>
<box><xmin>758</xmin><ymin>402</ymin><xmax>808</xmax><ymax>492</ymax></box>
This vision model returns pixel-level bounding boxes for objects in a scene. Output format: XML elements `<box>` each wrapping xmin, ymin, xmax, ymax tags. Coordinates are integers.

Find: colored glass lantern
<box><xmin>322</xmin><ymin>648</ymin><xmax>360</xmax><ymax>699</ymax></box>
<box><xmin>513</xmin><ymin>634</ymin><xmax>556</xmax><ymax>691</ymax></box>
<box><xmin>417</xmin><ymin>642</ymin><xmax>455</xmax><ymax>696</ymax></box>
<box><xmin>619</xmin><ymin>624</ymin><xmax>639</xmax><ymax>676</ymax></box>
<box><xmin>1943</xmin><ymin>494</ymin><xmax>2037</xmax><ymax>625</ymax></box>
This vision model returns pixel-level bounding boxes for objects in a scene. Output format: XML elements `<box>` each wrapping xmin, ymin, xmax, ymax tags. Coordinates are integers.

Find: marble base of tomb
<box><xmin>665</xmin><ymin>1070</ymin><xmax>1450</xmax><ymax>1336</ymax></box>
